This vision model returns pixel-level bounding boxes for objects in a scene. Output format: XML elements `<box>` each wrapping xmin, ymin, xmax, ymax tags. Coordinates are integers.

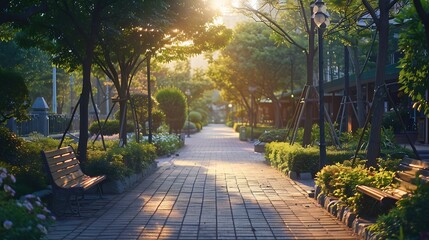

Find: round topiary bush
<box><xmin>155</xmin><ymin>88</ymin><xmax>186</xmax><ymax>134</ymax></box>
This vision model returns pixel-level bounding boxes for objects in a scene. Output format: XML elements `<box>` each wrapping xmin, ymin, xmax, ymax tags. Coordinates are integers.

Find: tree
<box><xmin>398</xmin><ymin>1</ymin><xmax>429</xmax><ymax>116</ymax></box>
<box><xmin>155</xmin><ymin>88</ymin><xmax>186</xmax><ymax>134</ymax></box>
<box><xmin>362</xmin><ymin>0</ymin><xmax>400</xmax><ymax>167</ymax></box>
<box><xmin>94</xmin><ymin>0</ymin><xmax>231</xmax><ymax>145</ymax></box>
<box><xmin>235</xmin><ymin>0</ymin><xmax>317</xmax><ymax>144</ymax></box>
<box><xmin>0</xmin><ymin>68</ymin><xmax>30</xmax><ymax>123</ymax></box>
<box><xmin>208</xmin><ymin>22</ymin><xmax>301</xmax><ymax>128</ymax></box>
<box><xmin>15</xmin><ymin>0</ymin><xmax>131</xmax><ymax>162</ymax></box>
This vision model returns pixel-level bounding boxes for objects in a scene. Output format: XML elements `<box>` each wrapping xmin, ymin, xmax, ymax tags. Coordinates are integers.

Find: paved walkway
<box><xmin>47</xmin><ymin>124</ymin><xmax>357</xmax><ymax>239</ymax></box>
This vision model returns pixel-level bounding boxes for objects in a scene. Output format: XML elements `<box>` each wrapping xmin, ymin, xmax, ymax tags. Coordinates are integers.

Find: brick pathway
<box><xmin>47</xmin><ymin>124</ymin><xmax>357</xmax><ymax>239</ymax></box>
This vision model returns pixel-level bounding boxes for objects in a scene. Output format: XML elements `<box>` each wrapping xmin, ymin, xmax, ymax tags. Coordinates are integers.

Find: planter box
<box><xmin>254</xmin><ymin>141</ymin><xmax>266</xmax><ymax>153</ymax></box>
<box><xmin>103</xmin><ymin>162</ymin><xmax>157</xmax><ymax>194</ymax></box>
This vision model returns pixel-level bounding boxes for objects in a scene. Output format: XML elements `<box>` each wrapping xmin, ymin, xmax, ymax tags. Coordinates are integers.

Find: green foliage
<box><xmin>85</xmin><ymin>142</ymin><xmax>157</xmax><ymax>180</ymax></box>
<box><xmin>89</xmin><ymin>120</ymin><xmax>134</xmax><ymax>136</ymax></box>
<box><xmin>189</xmin><ymin>111</ymin><xmax>203</xmax><ymax>123</ymax></box>
<box><xmin>151</xmin><ymin>110</ymin><xmax>166</xmax><ymax>133</ymax></box>
<box><xmin>315</xmin><ymin>160</ymin><xmax>395</xmax><ymax>212</ymax></box>
<box><xmin>265</xmin><ymin>142</ymin><xmax>357</xmax><ymax>176</ymax></box>
<box><xmin>397</xmin><ymin>2</ymin><xmax>429</xmax><ymax>116</ymax></box>
<box><xmin>0</xmin><ymin>128</ymin><xmax>61</xmax><ymax>196</ymax></box>
<box><xmin>144</xmin><ymin>133</ymin><xmax>181</xmax><ymax>156</ymax></box>
<box><xmin>156</xmin><ymin>88</ymin><xmax>187</xmax><ymax>134</ymax></box>
<box><xmin>368</xmin><ymin>183</ymin><xmax>429</xmax><ymax>239</ymax></box>
<box><xmin>0</xmin><ymin>168</ymin><xmax>55</xmax><ymax>239</ymax></box>
<box><xmin>0</xmin><ymin>68</ymin><xmax>30</xmax><ymax>123</ymax></box>
<box><xmin>183</xmin><ymin>121</ymin><xmax>197</xmax><ymax>131</ymax></box>
<box><xmin>258</xmin><ymin>129</ymin><xmax>288</xmax><ymax>143</ymax></box>
<box><xmin>84</xmin><ymin>150</ymin><xmax>129</xmax><ymax>181</ymax></box>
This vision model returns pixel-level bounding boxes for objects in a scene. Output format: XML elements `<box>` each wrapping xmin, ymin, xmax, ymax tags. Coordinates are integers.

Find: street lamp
<box><xmin>313</xmin><ymin>0</ymin><xmax>330</xmax><ymax>169</ymax></box>
<box><xmin>248</xmin><ymin>85</ymin><xmax>257</xmax><ymax>141</ymax></box>
<box><xmin>185</xmin><ymin>89</ymin><xmax>191</xmax><ymax>138</ymax></box>
<box><xmin>228</xmin><ymin>103</ymin><xmax>233</xmax><ymax>123</ymax></box>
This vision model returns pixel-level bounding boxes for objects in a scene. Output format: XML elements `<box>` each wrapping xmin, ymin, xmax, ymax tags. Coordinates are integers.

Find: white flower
<box><xmin>51</xmin><ymin>215</ymin><xmax>56</xmax><ymax>221</ymax></box>
<box><xmin>3</xmin><ymin>220</ymin><xmax>13</xmax><ymax>230</ymax></box>
<box><xmin>9</xmin><ymin>174</ymin><xmax>16</xmax><ymax>183</ymax></box>
<box><xmin>4</xmin><ymin>184</ymin><xmax>15</xmax><ymax>196</ymax></box>
<box><xmin>23</xmin><ymin>201</ymin><xmax>34</xmax><ymax>211</ymax></box>
<box><xmin>36</xmin><ymin>224</ymin><xmax>48</xmax><ymax>234</ymax></box>
<box><xmin>0</xmin><ymin>172</ymin><xmax>7</xmax><ymax>179</ymax></box>
<box><xmin>43</xmin><ymin>207</ymin><xmax>51</xmax><ymax>214</ymax></box>
<box><xmin>35</xmin><ymin>201</ymin><xmax>43</xmax><ymax>207</ymax></box>
<box><xmin>25</xmin><ymin>194</ymin><xmax>36</xmax><ymax>199</ymax></box>
<box><xmin>36</xmin><ymin>214</ymin><xmax>46</xmax><ymax>220</ymax></box>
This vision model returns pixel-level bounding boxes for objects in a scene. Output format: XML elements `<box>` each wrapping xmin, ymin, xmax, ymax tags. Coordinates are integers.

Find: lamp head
<box><xmin>312</xmin><ymin>0</ymin><xmax>330</xmax><ymax>28</ymax></box>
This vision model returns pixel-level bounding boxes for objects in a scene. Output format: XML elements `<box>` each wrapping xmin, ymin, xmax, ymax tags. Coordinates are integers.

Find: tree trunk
<box><xmin>366</xmin><ymin>1</ymin><xmax>390</xmax><ymax>167</ymax></box>
<box><xmin>349</xmin><ymin>46</ymin><xmax>365</xmax><ymax>128</ymax></box>
<box><xmin>77</xmin><ymin>58</ymin><xmax>91</xmax><ymax>163</ymax></box>
<box><xmin>303</xmin><ymin>19</ymin><xmax>315</xmax><ymax>146</ymax></box>
<box><xmin>271</xmin><ymin>96</ymin><xmax>282</xmax><ymax>128</ymax></box>
<box><xmin>118</xmin><ymin>71</ymin><xmax>129</xmax><ymax>146</ymax></box>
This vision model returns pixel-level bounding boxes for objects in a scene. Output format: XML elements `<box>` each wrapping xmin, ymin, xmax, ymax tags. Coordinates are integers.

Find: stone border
<box><xmin>314</xmin><ymin>185</ymin><xmax>379</xmax><ymax>240</ymax></box>
<box><xmin>102</xmin><ymin>161</ymin><xmax>158</xmax><ymax>194</ymax></box>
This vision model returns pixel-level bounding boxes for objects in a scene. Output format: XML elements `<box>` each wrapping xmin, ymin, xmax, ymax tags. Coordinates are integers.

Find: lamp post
<box><xmin>228</xmin><ymin>103</ymin><xmax>233</xmax><ymax>123</ymax></box>
<box><xmin>185</xmin><ymin>89</ymin><xmax>191</xmax><ymax>137</ymax></box>
<box><xmin>147</xmin><ymin>52</ymin><xmax>153</xmax><ymax>143</ymax></box>
<box><xmin>313</xmin><ymin>0</ymin><xmax>330</xmax><ymax>169</ymax></box>
<box><xmin>248</xmin><ymin>85</ymin><xmax>257</xmax><ymax>141</ymax></box>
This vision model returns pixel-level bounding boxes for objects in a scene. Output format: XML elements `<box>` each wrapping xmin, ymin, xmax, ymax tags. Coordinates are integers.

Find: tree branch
<box><xmin>362</xmin><ymin>0</ymin><xmax>380</xmax><ymax>26</ymax></box>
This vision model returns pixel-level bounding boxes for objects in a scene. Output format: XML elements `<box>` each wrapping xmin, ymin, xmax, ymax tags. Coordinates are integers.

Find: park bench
<box><xmin>356</xmin><ymin>157</ymin><xmax>429</xmax><ymax>215</ymax></box>
<box><xmin>42</xmin><ymin>146</ymin><xmax>106</xmax><ymax>215</ymax></box>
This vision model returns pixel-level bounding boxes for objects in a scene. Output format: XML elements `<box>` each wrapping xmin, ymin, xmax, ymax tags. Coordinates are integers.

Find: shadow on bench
<box><xmin>356</xmin><ymin>157</ymin><xmax>429</xmax><ymax>216</ymax></box>
<box><xmin>42</xmin><ymin>146</ymin><xmax>106</xmax><ymax>216</ymax></box>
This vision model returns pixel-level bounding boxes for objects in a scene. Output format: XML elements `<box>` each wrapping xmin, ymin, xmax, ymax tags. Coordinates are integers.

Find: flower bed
<box><xmin>0</xmin><ymin>167</ymin><xmax>55</xmax><ymax>239</ymax></box>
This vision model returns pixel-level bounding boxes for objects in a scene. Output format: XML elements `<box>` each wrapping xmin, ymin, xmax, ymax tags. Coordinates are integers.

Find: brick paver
<box><xmin>47</xmin><ymin>124</ymin><xmax>357</xmax><ymax>239</ymax></box>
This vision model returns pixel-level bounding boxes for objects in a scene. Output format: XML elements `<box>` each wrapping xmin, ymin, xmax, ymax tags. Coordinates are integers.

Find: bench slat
<box><xmin>51</xmin><ymin>166</ymin><xmax>84</xmax><ymax>183</ymax></box>
<box><xmin>47</xmin><ymin>153</ymin><xmax>78</xmax><ymax>166</ymax></box>
<box><xmin>44</xmin><ymin>146</ymin><xmax>74</xmax><ymax>158</ymax></box>
<box><xmin>402</xmin><ymin>157</ymin><xmax>429</xmax><ymax>170</ymax></box>
<box><xmin>49</xmin><ymin>159</ymin><xmax>79</xmax><ymax>172</ymax></box>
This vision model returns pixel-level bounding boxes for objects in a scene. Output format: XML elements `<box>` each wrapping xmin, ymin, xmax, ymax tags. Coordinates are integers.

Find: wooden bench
<box><xmin>356</xmin><ymin>157</ymin><xmax>429</xmax><ymax>215</ymax></box>
<box><xmin>42</xmin><ymin>146</ymin><xmax>106</xmax><ymax>215</ymax></box>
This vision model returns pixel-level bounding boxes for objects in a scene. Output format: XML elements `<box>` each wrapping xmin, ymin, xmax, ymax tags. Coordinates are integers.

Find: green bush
<box><xmin>152</xmin><ymin>110</ymin><xmax>166</xmax><ymax>133</ymax></box>
<box><xmin>144</xmin><ymin>133</ymin><xmax>181</xmax><ymax>156</ymax></box>
<box><xmin>0</xmin><ymin>128</ymin><xmax>58</xmax><ymax>197</ymax></box>
<box><xmin>0</xmin><ymin>167</ymin><xmax>55</xmax><ymax>239</ymax></box>
<box><xmin>89</xmin><ymin>120</ymin><xmax>134</xmax><ymax>136</ymax></box>
<box><xmin>84</xmin><ymin>142</ymin><xmax>157</xmax><ymax>181</ymax></box>
<box><xmin>84</xmin><ymin>150</ymin><xmax>129</xmax><ymax>181</ymax></box>
<box><xmin>189</xmin><ymin>111</ymin><xmax>203</xmax><ymax>123</ymax></box>
<box><xmin>156</xmin><ymin>88</ymin><xmax>187</xmax><ymax>134</ymax></box>
<box><xmin>265</xmin><ymin>142</ymin><xmax>356</xmax><ymax>175</ymax></box>
<box><xmin>183</xmin><ymin>121</ymin><xmax>197</xmax><ymax>131</ymax></box>
<box><xmin>367</xmin><ymin>183</ymin><xmax>429</xmax><ymax>239</ymax></box>
<box><xmin>115</xmin><ymin>142</ymin><xmax>157</xmax><ymax>173</ymax></box>
<box><xmin>233</xmin><ymin>123</ymin><xmax>245</xmax><ymax>132</ymax></box>
<box><xmin>258</xmin><ymin>129</ymin><xmax>288</xmax><ymax>142</ymax></box>
<box><xmin>315</xmin><ymin>159</ymin><xmax>395</xmax><ymax>212</ymax></box>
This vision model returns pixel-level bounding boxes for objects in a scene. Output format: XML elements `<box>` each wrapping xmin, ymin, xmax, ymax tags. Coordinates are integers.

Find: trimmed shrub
<box><xmin>156</xmin><ymin>88</ymin><xmax>187</xmax><ymax>134</ymax></box>
<box><xmin>265</xmin><ymin>142</ymin><xmax>356</xmax><ymax>175</ymax></box>
<box><xmin>258</xmin><ymin>129</ymin><xmax>288</xmax><ymax>143</ymax></box>
<box><xmin>84</xmin><ymin>142</ymin><xmax>157</xmax><ymax>181</ymax></box>
<box><xmin>89</xmin><ymin>120</ymin><xmax>134</xmax><ymax>136</ymax></box>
